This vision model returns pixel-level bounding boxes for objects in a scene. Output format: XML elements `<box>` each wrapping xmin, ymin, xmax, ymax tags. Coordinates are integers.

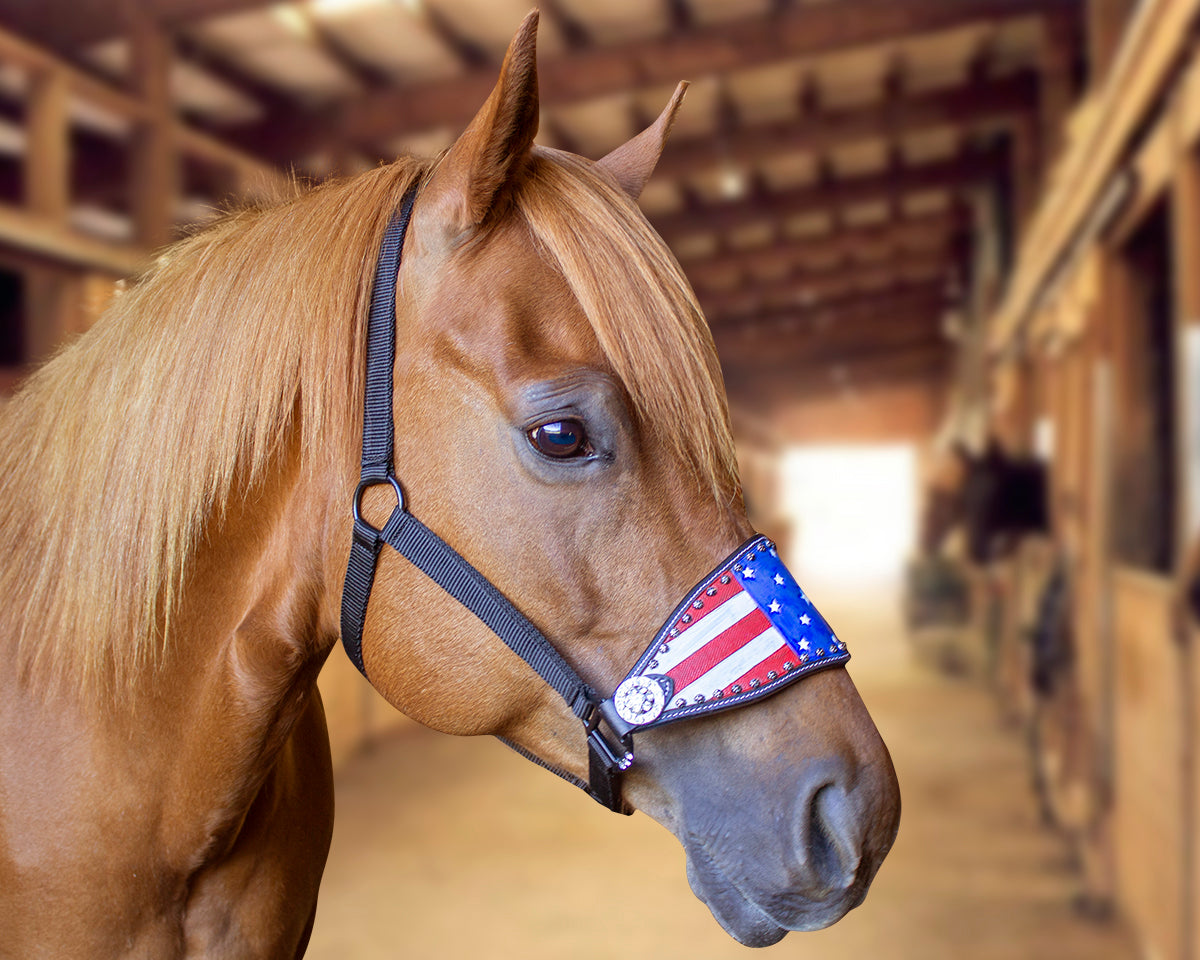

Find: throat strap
<box><xmin>339</xmin><ymin>182</ymin><xmax>631</xmax><ymax>812</ymax></box>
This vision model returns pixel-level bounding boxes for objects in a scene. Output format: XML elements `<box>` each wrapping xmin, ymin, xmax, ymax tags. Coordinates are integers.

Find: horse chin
<box><xmin>682</xmin><ymin>840</ymin><xmax>867</xmax><ymax>947</ymax></box>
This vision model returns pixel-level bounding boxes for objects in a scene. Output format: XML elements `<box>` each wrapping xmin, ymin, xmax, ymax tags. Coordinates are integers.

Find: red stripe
<box><xmin>671</xmin><ymin>570</ymin><xmax>744</xmax><ymax>637</ymax></box>
<box><xmin>667</xmin><ymin>608</ymin><xmax>771</xmax><ymax>690</ymax></box>
<box><xmin>724</xmin><ymin>645</ymin><xmax>794</xmax><ymax>697</ymax></box>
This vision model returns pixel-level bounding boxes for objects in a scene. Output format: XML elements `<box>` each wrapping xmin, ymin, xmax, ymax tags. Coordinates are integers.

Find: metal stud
<box><xmin>730</xmin><ymin>684</ymin><xmax>742</xmax><ymax>694</ymax></box>
<box><xmin>694</xmin><ymin>694</ymin><xmax>706</xmax><ymax>703</ymax></box>
<box><xmin>783</xmin><ymin>661</ymin><xmax>794</xmax><ymax>672</ymax></box>
<box><xmin>649</xmin><ymin>660</ymin><xmax>659</xmax><ymax>669</ymax></box>
<box><xmin>674</xmin><ymin>698</ymin><xmax>686</xmax><ymax>708</ymax></box>
<box><xmin>705</xmin><ymin>587</ymin><xmax>718</xmax><ymax>597</ymax></box>
<box><xmin>799</xmin><ymin>654</ymin><xmax>808</xmax><ymax>664</ymax></box>
<box><xmin>660</xmin><ymin>642</ymin><xmax>671</xmax><ymax>654</ymax></box>
<box><xmin>767</xmin><ymin>670</ymin><xmax>778</xmax><ymax>680</ymax></box>
<box><xmin>668</xmin><ymin>628</ymin><xmax>678</xmax><ymax>639</ymax></box>
<box><xmin>749</xmin><ymin>678</ymin><xmax>760</xmax><ymax>689</ymax></box>
<box><xmin>733</xmin><ymin>563</ymin><xmax>743</xmax><ymax>572</ymax></box>
<box><xmin>692</xmin><ymin>599</ymin><xmax>704</xmax><ymax>609</ymax></box>
<box><xmin>816</xmin><ymin>648</ymin><xmax>825</xmax><ymax>657</ymax></box>
<box><xmin>681</xmin><ymin>613</ymin><xmax>692</xmax><ymax>624</ymax></box>
<box><xmin>747</xmin><ymin>552</ymin><xmax>756</xmax><ymax>562</ymax></box>
<box><xmin>713</xmin><ymin>689</ymin><xmax>724</xmax><ymax>698</ymax></box>
<box><xmin>720</xmin><ymin>575</ymin><xmax>731</xmax><ymax>584</ymax></box>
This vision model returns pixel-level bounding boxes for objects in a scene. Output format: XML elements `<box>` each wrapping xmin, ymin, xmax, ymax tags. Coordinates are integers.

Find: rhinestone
<box><xmin>767</xmin><ymin>670</ymin><xmax>778</xmax><ymax>680</ymax></box>
<box><xmin>649</xmin><ymin>660</ymin><xmax>659</xmax><ymax>669</ymax></box>
<box><xmin>668</xmin><ymin>629</ymin><xmax>678</xmax><ymax>639</ymax></box>
<box><xmin>749</xmin><ymin>678</ymin><xmax>760</xmax><ymax>689</ymax></box>
<box><xmin>730</xmin><ymin>684</ymin><xmax>742</xmax><ymax>694</ymax></box>
<box><xmin>713</xmin><ymin>689</ymin><xmax>724</xmax><ymax>698</ymax></box>
<box><xmin>681</xmin><ymin>614</ymin><xmax>692</xmax><ymax>624</ymax></box>
<box><xmin>747</xmin><ymin>552</ymin><xmax>756</xmax><ymax>561</ymax></box>
<box><xmin>733</xmin><ymin>563</ymin><xmax>743</xmax><ymax>572</ymax></box>
<box><xmin>783</xmin><ymin>661</ymin><xmax>794</xmax><ymax>671</ymax></box>
<box><xmin>816</xmin><ymin>648</ymin><xmax>825</xmax><ymax>657</ymax></box>
<box><xmin>694</xmin><ymin>694</ymin><xmax>706</xmax><ymax>703</ymax></box>
<box><xmin>705</xmin><ymin>587</ymin><xmax>718</xmax><ymax>597</ymax></box>
<box><xmin>660</xmin><ymin>642</ymin><xmax>671</xmax><ymax>654</ymax></box>
<box><xmin>674</xmin><ymin>698</ymin><xmax>686</xmax><ymax>708</ymax></box>
<box><xmin>692</xmin><ymin>599</ymin><xmax>704</xmax><ymax>609</ymax></box>
<box><xmin>720</xmin><ymin>575</ymin><xmax>731</xmax><ymax>584</ymax></box>
<box><xmin>799</xmin><ymin>654</ymin><xmax>808</xmax><ymax>663</ymax></box>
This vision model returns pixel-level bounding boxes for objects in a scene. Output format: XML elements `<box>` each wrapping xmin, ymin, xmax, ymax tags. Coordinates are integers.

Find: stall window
<box><xmin>1113</xmin><ymin>202</ymin><xmax>1176</xmax><ymax>573</ymax></box>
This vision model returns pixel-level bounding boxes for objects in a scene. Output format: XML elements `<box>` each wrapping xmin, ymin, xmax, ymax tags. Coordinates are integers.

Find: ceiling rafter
<box><xmin>682</xmin><ymin>209</ymin><xmax>966</xmax><ymax>284</ymax></box>
<box><xmin>710</xmin><ymin>284</ymin><xmax>953</xmax><ymax>337</ymax></box>
<box><xmin>214</xmin><ymin>0</ymin><xmax>1065</xmax><ymax>162</ymax></box>
<box><xmin>699</xmin><ymin>252</ymin><xmax>961</xmax><ymax>320</ymax></box>
<box><xmin>653</xmin><ymin>71</ymin><xmax>1035</xmax><ymax>181</ymax></box>
<box><xmin>652</xmin><ymin>148</ymin><xmax>1001</xmax><ymax>243</ymax></box>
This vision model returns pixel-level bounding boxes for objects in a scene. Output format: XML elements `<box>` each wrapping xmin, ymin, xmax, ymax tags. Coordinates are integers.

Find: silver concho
<box><xmin>612</xmin><ymin>675</ymin><xmax>667</xmax><ymax>726</ymax></box>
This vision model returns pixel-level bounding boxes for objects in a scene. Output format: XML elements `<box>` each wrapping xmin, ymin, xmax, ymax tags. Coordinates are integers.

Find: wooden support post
<box><xmin>128</xmin><ymin>13</ymin><xmax>176</xmax><ymax>249</ymax></box>
<box><xmin>25</xmin><ymin>68</ymin><xmax>70</xmax><ymax>221</ymax></box>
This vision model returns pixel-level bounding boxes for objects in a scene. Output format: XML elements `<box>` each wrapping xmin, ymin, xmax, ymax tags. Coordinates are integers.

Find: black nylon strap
<box><xmin>339</xmin><ymin>181</ymin><xmax>629</xmax><ymax>811</ymax></box>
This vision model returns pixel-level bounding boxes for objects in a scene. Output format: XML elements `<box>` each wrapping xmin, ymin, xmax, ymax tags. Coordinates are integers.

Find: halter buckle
<box><xmin>352</xmin><ymin>474</ymin><xmax>405</xmax><ymax>532</ymax></box>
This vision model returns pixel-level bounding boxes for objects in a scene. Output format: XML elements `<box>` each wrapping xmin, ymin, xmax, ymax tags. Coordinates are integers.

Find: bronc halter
<box><xmin>341</xmin><ymin>182</ymin><xmax>851</xmax><ymax>812</ymax></box>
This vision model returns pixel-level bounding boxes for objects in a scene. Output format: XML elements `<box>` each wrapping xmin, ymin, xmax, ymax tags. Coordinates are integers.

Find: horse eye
<box><xmin>528</xmin><ymin>419</ymin><xmax>590</xmax><ymax>459</ymax></box>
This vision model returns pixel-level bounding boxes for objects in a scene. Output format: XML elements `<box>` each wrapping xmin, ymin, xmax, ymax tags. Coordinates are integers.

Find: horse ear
<box><xmin>597</xmin><ymin>82</ymin><xmax>688</xmax><ymax>199</ymax></box>
<box><xmin>417</xmin><ymin>10</ymin><xmax>540</xmax><ymax>236</ymax></box>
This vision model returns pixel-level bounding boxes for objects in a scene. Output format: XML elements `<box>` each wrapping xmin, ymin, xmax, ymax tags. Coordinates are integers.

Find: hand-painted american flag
<box><xmin>611</xmin><ymin>536</ymin><xmax>849</xmax><ymax>729</ymax></box>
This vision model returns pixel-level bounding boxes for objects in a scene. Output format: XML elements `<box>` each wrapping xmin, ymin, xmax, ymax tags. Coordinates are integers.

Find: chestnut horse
<box><xmin>0</xmin><ymin>13</ymin><xmax>898</xmax><ymax>957</ymax></box>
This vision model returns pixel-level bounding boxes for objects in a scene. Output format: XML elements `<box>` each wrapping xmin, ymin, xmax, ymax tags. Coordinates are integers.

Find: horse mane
<box><xmin>0</xmin><ymin>159</ymin><xmax>432</xmax><ymax>694</ymax></box>
<box><xmin>0</xmin><ymin>146</ymin><xmax>737</xmax><ymax>695</ymax></box>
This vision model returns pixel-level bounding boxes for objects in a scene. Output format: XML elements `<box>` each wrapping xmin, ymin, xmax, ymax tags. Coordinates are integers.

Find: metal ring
<box><xmin>352</xmin><ymin>475</ymin><xmax>405</xmax><ymax>530</ymax></box>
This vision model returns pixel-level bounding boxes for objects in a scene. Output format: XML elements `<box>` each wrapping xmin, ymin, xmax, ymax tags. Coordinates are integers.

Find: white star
<box><xmin>773</xmin><ymin>574</ymin><xmax>785</xmax><ymax>585</ymax></box>
<box><xmin>799</xmin><ymin>591</ymin><xmax>810</xmax><ymax>604</ymax></box>
<box><xmin>799</xmin><ymin>614</ymin><xmax>811</xmax><ymax>626</ymax></box>
<box><xmin>798</xmin><ymin>639</ymin><xmax>810</xmax><ymax>651</ymax></box>
<box><xmin>769</xmin><ymin>600</ymin><xmax>781</xmax><ymax>613</ymax></box>
<box><xmin>743</xmin><ymin>567</ymin><xmax>755</xmax><ymax>579</ymax></box>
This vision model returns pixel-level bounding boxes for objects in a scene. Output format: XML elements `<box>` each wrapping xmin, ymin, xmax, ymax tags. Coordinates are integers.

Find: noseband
<box><xmin>341</xmin><ymin>183</ymin><xmax>850</xmax><ymax>812</ymax></box>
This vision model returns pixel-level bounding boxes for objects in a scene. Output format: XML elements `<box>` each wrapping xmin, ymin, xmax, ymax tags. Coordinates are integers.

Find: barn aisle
<box><xmin>305</xmin><ymin>585</ymin><xmax>1139</xmax><ymax>960</ymax></box>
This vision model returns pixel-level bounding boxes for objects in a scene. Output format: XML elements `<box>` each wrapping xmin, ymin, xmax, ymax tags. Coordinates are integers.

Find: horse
<box><xmin>920</xmin><ymin>440</ymin><xmax>1049</xmax><ymax>563</ymax></box>
<box><xmin>0</xmin><ymin>13</ymin><xmax>899</xmax><ymax>957</ymax></box>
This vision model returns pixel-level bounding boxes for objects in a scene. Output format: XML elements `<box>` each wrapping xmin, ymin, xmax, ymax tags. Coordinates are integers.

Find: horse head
<box><xmin>342</xmin><ymin>12</ymin><xmax>899</xmax><ymax>946</ymax></box>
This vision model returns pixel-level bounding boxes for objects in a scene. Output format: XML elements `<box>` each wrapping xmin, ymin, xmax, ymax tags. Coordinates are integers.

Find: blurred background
<box><xmin>0</xmin><ymin>0</ymin><xmax>1191</xmax><ymax>957</ymax></box>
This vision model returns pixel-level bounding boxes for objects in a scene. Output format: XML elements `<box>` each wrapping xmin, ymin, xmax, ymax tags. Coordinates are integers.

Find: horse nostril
<box><xmin>801</xmin><ymin>784</ymin><xmax>862</xmax><ymax>894</ymax></box>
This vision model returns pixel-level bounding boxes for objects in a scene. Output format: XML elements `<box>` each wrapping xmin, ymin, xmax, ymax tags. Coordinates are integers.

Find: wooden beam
<box><xmin>679</xmin><ymin>210</ymin><xmax>964</xmax><ymax>282</ymax></box>
<box><xmin>0</xmin><ymin>202</ymin><xmax>145</xmax><ymax>274</ymax></box>
<box><xmin>25</xmin><ymin>69</ymin><xmax>70</xmax><ymax>221</ymax></box>
<box><xmin>723</xmin><ymin>341</ymin><xmax>951</xmax><ymax>400</ymax></box>
<box><xmin>699</xmin><ymin>253</ymin><xmax>957</xmax><ymax>319</ymax></box>
<box><xmin>129</xmin><ymin>15</ymin><xmax>178</xmax><ymax>249</ymax></box>
<box><xmin>229</xmin><ymin>2</ymin><xmax>1057</xmax><ymax>161</ymax></box>
<box><xmin>654</xmin><ymin>73</ymin><xmax>1035</xmax><ymax>182</ymax></box>
<box><xmin>709</xmin><ymin>281</ymin><xmax>951</xmax><ymax>330</ymax></box>
<box><xmin>714</xmin><ymin>308</ymin><xmax>946</xmax><ymax>366</ymax></box>
<box><xmin>711</xmin><ymin>285</ymin><xmax>951</xmax><ymax>337</ymax></box>
<box><xmin>653</xmin><ymin>150</ymin><xmax>1000</xmax><ymax>243</ymax></box>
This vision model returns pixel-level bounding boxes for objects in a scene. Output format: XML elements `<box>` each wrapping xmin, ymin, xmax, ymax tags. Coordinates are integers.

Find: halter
<box><xmin>341</xmin><ymin>182</ymin><xmax>850</xmax><ymax>812</ymax></box>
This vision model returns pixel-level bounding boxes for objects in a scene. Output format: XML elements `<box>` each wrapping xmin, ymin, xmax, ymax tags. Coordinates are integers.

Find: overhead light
<box><xmin>720</xmin><ymin>167</ymin><xmax>746</xmax><ymax>199</ymax></box>
<box><xmin>271</xmin><ymin>4</ymin><xmax>312</xmax><ymax>37</ymax></box>
<box><xmin>310</xmin><ymin>0</ymin><xmax>382</xmax><ymax>13</ymax></box>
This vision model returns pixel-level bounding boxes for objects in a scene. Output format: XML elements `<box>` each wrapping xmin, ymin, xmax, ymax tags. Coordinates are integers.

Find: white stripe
<box><xmin>673</xmin><ymin>625</ymin><xmax>786</xmax><ymax>704</ymax></box>
<box><xmin>654</xmin><ymin>590</ymin><xmax>759</xmax><ymax>674</ymax></box>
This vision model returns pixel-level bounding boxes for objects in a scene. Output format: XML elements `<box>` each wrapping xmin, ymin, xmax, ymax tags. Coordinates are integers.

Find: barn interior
<box><xmin>0</xmin><ymin>0</ymin><xmax>1191</xmax><ymax>958</ymax></box>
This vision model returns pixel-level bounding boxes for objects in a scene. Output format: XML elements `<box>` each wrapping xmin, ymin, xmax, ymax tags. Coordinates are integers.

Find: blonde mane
<box><xmin>0</xmin><ymin>148</ymin><xmax>737</xmax><ymax>694</ymax></box>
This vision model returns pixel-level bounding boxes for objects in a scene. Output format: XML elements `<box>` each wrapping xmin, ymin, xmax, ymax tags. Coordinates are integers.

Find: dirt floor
<box><xmin>305</xmin><ymin>586</ymin><xmax>1139</xmax><ymax>960</ymax></box>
